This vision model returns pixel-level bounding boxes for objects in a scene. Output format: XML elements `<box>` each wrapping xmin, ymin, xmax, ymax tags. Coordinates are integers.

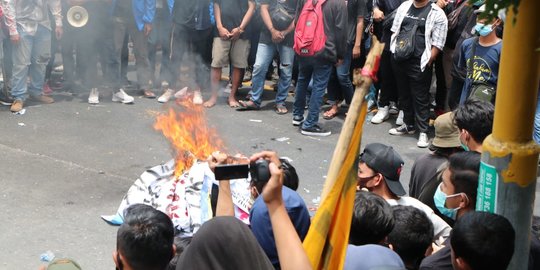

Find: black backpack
<box><xmin>393</xmin><ymin>5</ymin><xmax>431</xmax><ymax>62</ymax></box>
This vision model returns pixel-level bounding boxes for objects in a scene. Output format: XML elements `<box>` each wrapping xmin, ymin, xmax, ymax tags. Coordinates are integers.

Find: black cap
<box><xmin>359</xmin><ymin>143</ymin><xmax>406</xmax><ymax>196</ymax></box>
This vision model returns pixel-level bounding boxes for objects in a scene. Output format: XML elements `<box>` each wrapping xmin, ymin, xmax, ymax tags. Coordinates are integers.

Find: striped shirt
<box><xmin>390</xmin><ymin>0</ymin><xmax>447</xmax><ymax>71</ymax></box>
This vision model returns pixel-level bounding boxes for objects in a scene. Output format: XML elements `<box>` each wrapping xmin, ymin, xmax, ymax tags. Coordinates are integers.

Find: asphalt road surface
<box><xmin>1</xmin><ymin>82</ymin><xmax>538</xmax><ymax>269</ymax></box>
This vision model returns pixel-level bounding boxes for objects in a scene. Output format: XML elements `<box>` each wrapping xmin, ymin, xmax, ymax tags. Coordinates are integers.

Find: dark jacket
<box><xmin>295</xmin><ymin>0</ymin><xmax>347</xmax><ymax>64</ymax></box>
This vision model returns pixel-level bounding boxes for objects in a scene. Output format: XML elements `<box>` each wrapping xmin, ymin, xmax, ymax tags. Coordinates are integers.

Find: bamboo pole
<box><xmin>320</xmin><ymin>37</ymin><xmax>385</xmax><ymax>201</ymax></box>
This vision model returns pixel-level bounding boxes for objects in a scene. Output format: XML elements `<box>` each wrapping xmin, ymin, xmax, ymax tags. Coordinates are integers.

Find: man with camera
<box><xmin>237</xmin><ymin>0</ymin><xmax>297</xmax><ymax>114</ymax></box>
<box><xmin>208</xmin><ymin>150</ymin><xmax>311</xmax><ymax>268</ymax></box>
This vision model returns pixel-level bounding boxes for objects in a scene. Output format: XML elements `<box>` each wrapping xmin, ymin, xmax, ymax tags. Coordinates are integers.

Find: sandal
<box><xmin>143</xmin><ymin>89</ymin><xmax>156</xmax><ymax>98</ymax></box>
<box><xmin>237</xmin><ymin>100</ymin><xmax>260</xmax><ymax>111</ymax></box>
<box><xmin>323</xmin><ymin>107</ymin><xmax>339</xmax><ymax>120</ymax></box>
<box><xmin>274</xmin><ymin>104</ymin><xmax>288</xmax><ymax>114</ymax></box>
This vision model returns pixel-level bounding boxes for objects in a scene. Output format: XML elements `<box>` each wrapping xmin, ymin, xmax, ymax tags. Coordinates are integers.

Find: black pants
<box><xmin>448</xmin><ymin>76</ymin><xmax>464</xmax><ymax>110</ymax></box>
<box><xmin>434</xmin><ymin>51</ymin><xmax>447</xmax><ymax>110</ymax></box>
<box><xmin>392</xmin><ymin>57</ymin><xmax>432</xmax><ymax>133</ymax></box>
<box><xmin>169</xmin><ymin>24</ymin><xmax>212</xmax><ymax>90</ymax></box>
<box><xmin>378</xmin><ymin>50</ymin><xmax>399</xmax><ymax>107</ymax></box>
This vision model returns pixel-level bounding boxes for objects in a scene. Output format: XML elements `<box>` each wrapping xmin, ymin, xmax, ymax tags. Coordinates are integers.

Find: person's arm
<box><xmin>142</xmin><ymin>0</ymin><xmax>156</xmax><ymax>36</ymax></box>
<box><xmin>231</xmin><ymin>0</ymin><xmax>256</xmax><ymax>41</ymax></box>
<box><xmin>251</xmin><ymin>151</ymin><xmax>312</xmax><ymax>270</ymax></box>
<box><xmin>334</xmin><ymin>0</ymin><xmax>348</xmax><ymax>65</ymax></box>
<box><xmin>207</xmin><ymin>152</ymin><xmax>235</xmax><ymax>216</ymax></box>
<box><xmin>214</xmin><ymin>1</ymin><xmax>231</xmax><ymax>40</ymax></box>
<box><xmin>0</xmin><ymin>0</ymin><xmax>17</xmax><ymax>43</ymax></box>
<box><xmin>352</xmin><ymin>0</ymin><xmax>367</xmax><ymax>59</ymax></box>
<box><xmin>48</xmin><ymin>0</ymin><xmax>63</xmax><ymax>39</ymax></box>
<box><xmin>260</xmin><ymin>3</ymin><xmax>285</xmax><ymax>43</ymax></box>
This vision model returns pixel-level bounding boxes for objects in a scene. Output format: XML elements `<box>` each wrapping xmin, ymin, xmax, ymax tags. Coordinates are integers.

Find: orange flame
<box><xmin>154</xmin><ymin>101</ymin><xmax>225</xmax><ymax>178</ymax></box>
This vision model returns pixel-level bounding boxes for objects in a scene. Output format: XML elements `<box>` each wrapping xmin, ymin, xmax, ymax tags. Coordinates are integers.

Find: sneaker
<box><xmin>417</xmin><ymin>132</ymin><xmax>430</xmax><ymax>148</ymax></box>
<box><xmin>395</xmin><ymin>110</ymin><xmax>404</xmax><ymax>126</ymax></box>
<box><xmin>0</xmin><ymin>90</ymin><xmax>13</xmax><ymax>105</ymax></box>
<box><xmin>192</xmin><ymin>90</ymin><xmax>203</xmax><ymax>105</ymax></box>
<box><xmin>112</xmin><ymin>88</ymin><xmax>134</xmax><ymax>104</ymax></box>
<box><xmin>301</xmin><ymin>125</ymin><xmax>331</xmax><ymax>137</ymax></box>
<box><xmin>389</xmin><ymin>101</ymin><xmax>399</xmax><ymax>115</ymax></box>
<box><xmin>292</xmin><ymin>115</ymin><xmax>304</xmax><ymax>126</ymax></box>
<box><xmin>174</xmin><ymin>87</ymin><xmax>188</xmax><ymax>99</ymax></box>
<box><xmin>158</xmin><ymin>89</ymin><xmax>174</xmax><ymax>103</ymax></box>
<box><xmin>88</xmin><ymin>88</ymin><xmax>99</xmax><ymax>104</ymax></box>
<box><xmin>243</xmin><ymin>67</ymin><xmax>252</xmax><ymax>82</ymax></box>
<box><xmin>371</xmin><ymin>106</ymin><xmax>390</xmax><ymax>124</ymax></box>
<box><xmin>389</xmin><ymin>124</ymin><xmax>416</xmax><ymax>135</ymax></box>
<box><xmin>10</xmin><ymin>99</ymin><xmax>23</xmax><ymax>112</ymax></box>
<box><xmin>29</xmin><ymin>94</ymin><xmax>54</xmax><ymax>104</ymax></box>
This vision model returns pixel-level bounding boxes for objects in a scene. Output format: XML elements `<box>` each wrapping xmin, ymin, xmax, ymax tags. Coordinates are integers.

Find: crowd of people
<box><xmin>0</xmin><ymin>0</ymin><xmax>518</xmax><ymax>146</ymax></box>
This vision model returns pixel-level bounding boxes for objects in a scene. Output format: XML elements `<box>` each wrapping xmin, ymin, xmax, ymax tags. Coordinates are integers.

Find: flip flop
<box><xmin>274</xmin><ymin>104</ymin><xmax>288</xmax><ymax>115</ymax></box>
<box><xmin>143</xmin><ymin>90</ymin><xmax>156</xmax><ymax>99</ymax></box>
<box><xmin>323</xmin><ymin>108</ymin><xmax>339</xmax><ymax>120</ymax></box>
<box><xmin>236</xmin><ymin>100</ymin><xmax>260</xmax><ymax>111</ymax></box>
<box><xmin>228</xmin><ymin>100</ymin><xmax>241</xmax><ymax>108</ymax></box>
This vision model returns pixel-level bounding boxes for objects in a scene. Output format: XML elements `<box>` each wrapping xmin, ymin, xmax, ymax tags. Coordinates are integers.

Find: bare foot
<box><xmin>228</xmin><ymin>98</ymin><xmax>240</xmax><ymax>108</ymax></box>
<box><xmin>203</xmin><ymin>97</ymin><xmax>217</xmax><ymax>108</ymax></box>
<box><xmin>323</xmin><ymin>105</ymin><xmax>339</xmax><ymax>120</ymax></box>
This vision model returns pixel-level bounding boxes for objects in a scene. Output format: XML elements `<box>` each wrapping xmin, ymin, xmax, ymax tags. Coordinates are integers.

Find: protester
<box><xmin>409</xmin><ymin>112</ymin><xmax>462</xmax><ymax>225</ymax></box>
<box><xmin>388</xmin><ymin>205</ymin><xmax>433</xmax><ymax>270</ymax></box>
<box><xmin>114</xmin><ymin>204</ymin><xmax>176</xmax><ymax>270</ymax></box>
<box><xmin>323</xmin><ymin>0</ymin><xmax>367</xmax><ymax>120</ymax></box>
<box><xmin>207</xmin><ymin>0</ymin><xmax>255</xmax><ymax>108</ymax></box>
<box><xmin>292</xmin><ymin>0</ymin><xmax>347</xmax><ymax>137</ymax></box>
<box><xmin>357</xmin><ymin>143</ymin><xmax>451</xmax><ymax>244</ymax></box>
<box><xmin>3</xmin><ymin>0</ymin><xmax>63</xmax><ymax>112</ymax></box>
<box><xmin>450</xmin><ymin>212</ymin><xmax>515</xmax><ymax>270</ymax></box>
<box><xmin>237</xmin><ymin>0</ymin><xmax>297</xmax><ymax>114</ymax></box>
<box><xmin>456</xmin><ymin>5</ymin><xmax>503</xmax><ymax>104</ymax></box>
<box><xmin>453</xmin><ymin>98</ymin><xmax>494</xmax><ymax>153</ymax></box>
<box><xmin>148</xmin><ymin>0</ymin><xmax>174</xmax><ymax>103</ymax></box>
<box><xmin>371</xmin><ymin>0</ymin><xmax>407</xmax><ymax>125</ymax></box>
<box><xmin>388</xmin><ymin>0</ymin><xmax>448</xmax><ymax>148</ymax></box>
<box><xmin>110</xmin><ymin>0</ymin><xmax>155</xmax><ymax>103</ymax></box>
<box><xmin>419</xmin><ymin>151</ymin><xmax>481</xmax><ymax>270</ymax></box>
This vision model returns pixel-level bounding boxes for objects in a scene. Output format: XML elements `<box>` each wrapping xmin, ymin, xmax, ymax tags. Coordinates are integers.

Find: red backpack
<box><xmin>293</xmin><ymin>0</ymin><xmax>327</xmax><ymax>56</ymax></box>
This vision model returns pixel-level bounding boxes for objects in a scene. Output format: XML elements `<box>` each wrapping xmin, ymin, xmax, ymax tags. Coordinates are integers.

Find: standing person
<box><xmin>3</xmin><ymin>0</ymin><xmax>63</xmax><ymax>113</ymax></box>
<box><xmin>322</xmin><ymin>0</ymin><xmax>367</xmax><ymax>120</ymax></box>
<box><xmin>148</xmin><ymin>0</ymin><xmax>174</xmax><ymax>102</ymax></box>
<box><xmin>205</xmin><ymin>0</ymin><xmax>255</xmax><ymax>108</ymax></box>
<box><xmin>110</xmin><ymin>0</ymin><xmax>156</xmax><ymax>103</ymax></box>
<box><xmin>456</xmin><ymin>5</ymin><xmax>503</xmax><ymax>104</ymax></box>
<box><xmin>292</xmin><ymin>0</ymin><xmax>347</xmax><ymax>137</ymax></box>
<box><xmin>62</xmin><ymin>0</ymin><xmax>102</xmax><ymax>104</ymax></box>
<box><xmin>237</xmin><ymin>0</ymin><xmax>297</xmax><ymax>114</ymax></box>
<box><xmin>388</xmin><ymin>0</ymin><xmax>448</xmax><ymax>148</ymax></box>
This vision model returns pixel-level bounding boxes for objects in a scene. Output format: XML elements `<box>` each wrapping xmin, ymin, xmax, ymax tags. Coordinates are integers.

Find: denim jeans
<box><xmin>327</xmin><ymin>44</ymin><xmax>354</xmax><ymax>105</ymax></box>
<box><xmin>250</xmin><ymin>42</ymin><xmax>294</xmax><ymax>107</ymax></box>
<box><xmin>11</xmin><ymin>25</ymin><xmax>51</xmax><ymax>101</ymax></box>
<box><xmin>293</xmin><ymin>57</ymin><xmax>333</xmax><ymax>129</ymax></box>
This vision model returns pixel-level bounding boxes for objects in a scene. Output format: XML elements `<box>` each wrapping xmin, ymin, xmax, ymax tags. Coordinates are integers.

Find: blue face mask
<box><xmin>475</xmin><ymin>23</ymin><xmax>494</xmax><ymax>37</ymax></box>
<box><xmin>460</xmin><ymin>143</ymin><xmax>470</xmax><ymax>151</ymax></box>
<box><xmin>472</xmin><ymin>0</ymin><xmax>485</xmax><ymax>7</ymax></box>
<box><xmin>433</xmin><ymin>183</ymin><xmax>462</xmax><ymax>220</ymax></box>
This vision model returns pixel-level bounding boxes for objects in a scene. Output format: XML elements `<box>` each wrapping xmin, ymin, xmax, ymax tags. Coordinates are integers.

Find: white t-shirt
<box><xmin>387</xmin><ymin>196</ymin><xmax>451</xmax><ymax>245</ymax></box>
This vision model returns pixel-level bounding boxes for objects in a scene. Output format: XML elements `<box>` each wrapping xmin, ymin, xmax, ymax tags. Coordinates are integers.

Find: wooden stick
<box><xmin>320</xmin><ymin>37</ymin><xmax>385</xmax><ymax>201</ymax></box>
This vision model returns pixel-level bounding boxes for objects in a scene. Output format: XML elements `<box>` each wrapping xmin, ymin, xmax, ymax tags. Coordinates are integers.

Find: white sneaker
<box><xmin>193</xmin><ymin>90</ymin><xmax>203</xmax><ymax>105</ymax></box>
<box><xmin>88</xmin><ymin>88</ymin><xmax>99</xmax><ymax>104</ymax></box>
<box><xmin>174</xmin><ymin>87</ymin><xmax>188</xmax><ymax>99</ymax></box>
<box><xmin>371</xmin><ymin>106</ymin><xmax>390</xmax><ymax>124</ymax></box>
<box><xmin>157</xmin><ymin>89</ymin><xmax>174</xmax><ymax>103</ymax></box>
<box><xmin>396</xmin><ymin>110</ymin><xmax>404</xmax><ymax>126</ymax></box>
<box><xmin>112</xmin><ymin>88</ymin><xmax>134</xmax><ymax>104</ymax></box>
<box><xmin>417</xmin><ymin>132</ymin><xmax>430</xmax><ymax>148</ymax></box>
<box><xmin>389</xmin><ymin>101</ymin><xmax>399</xmax><ymax>115</ymax></box>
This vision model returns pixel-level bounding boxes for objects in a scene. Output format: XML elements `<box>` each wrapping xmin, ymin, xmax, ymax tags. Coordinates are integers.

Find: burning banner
<box><xmin>102</xmin><ymin>101</ymin><xmax>252</xmax><ymax>235</ymax></box>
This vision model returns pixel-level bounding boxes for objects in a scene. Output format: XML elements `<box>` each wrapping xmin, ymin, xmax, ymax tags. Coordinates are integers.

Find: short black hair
<box><xmin>167</xmin><ymin>237</ymin><xmax>192</xmax><ymax>270</ymax></box>
<box><xmin>117</xmin><ymin>204</ymin><xmax>175</xmax><ymax>270</ymax></box>
<box><xmin>448</xmin><ymin>152</ymin><xmax>481</xmax><ymax>207</ymax></box>
<box><xmin>349</xmin><ymin>191</ymin><xmax>394</xmax><ymax>245</ymax></box>
<box><xmin>252</xmin><ymin>158</ymin><xmax>299</xmax><ymax>193</ymax></box>
<box><xmin>387</xmin><ymin>206</ymin><xmax>433</xmax><ymax>268</ymax></box>
<box><xmin>451</xmin><ymin>211</ymin><xmax>515</xmax><ymax>270</ymax></box>
<box><xmin>454</xmin><ymin>99</ymin><xmax>494</xmax><ymax>143</ymax></box>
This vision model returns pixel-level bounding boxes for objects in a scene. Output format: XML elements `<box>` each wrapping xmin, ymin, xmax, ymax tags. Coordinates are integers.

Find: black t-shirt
<box><xmin>400</xmin><ymin>3</ymin><xmax>430</xmax><ymax>58</ymax></box>
<box><xmin>259</xmin><ymin>0</ymin><xmax>298</xmax><ymax>46</ymax></box>
<box><xmin>346</xmin><ymin>0</ymin><xmax>367</xmax><ymax>45</ymax></box>
<box><xmin>172</xmin><ymin>0</ymin><xmax>212</xmax><ymax>30</ymax></box>
<box><xmin>215</xmin><ymin>0</ymin><xmax>253</xmax><ymax>39</ymax></box>
<box><xmin>419</xmin><ymin>238</ymin><xmax>452</xmax><ymax>270</ymax></box>
<box><xmin>114</xmin><ymin>0</ymin><xmax>133</xmax><ymax>19</ymax></box>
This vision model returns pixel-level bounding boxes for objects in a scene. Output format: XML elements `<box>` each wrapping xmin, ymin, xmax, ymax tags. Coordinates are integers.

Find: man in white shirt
<box><xmin>357</xmin><ymin>143</ymin><xmax>451</xmax><ymax>245</ymax></box>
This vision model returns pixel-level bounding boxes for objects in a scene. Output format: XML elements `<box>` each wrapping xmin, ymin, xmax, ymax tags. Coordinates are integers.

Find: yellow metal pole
<box><xmin>476</xmin><ymin>0</ymin><xmax>540</xmax><ymax>269</ymax></box>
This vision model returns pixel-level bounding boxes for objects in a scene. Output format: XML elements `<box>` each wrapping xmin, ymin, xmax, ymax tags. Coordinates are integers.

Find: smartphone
<box><xmin>214</xmin><ymin>164</ymin><xmax>249</xmax><ymax>180</ymax></box>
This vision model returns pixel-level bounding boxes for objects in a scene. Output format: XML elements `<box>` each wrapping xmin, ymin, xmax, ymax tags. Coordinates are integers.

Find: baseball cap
<box><xmin>431</xmin><ymin>112</ymin><xmax>461</xmax><ymax>149</ymax></box>
<box><xmin>359</xmin><ymin>143</ymin><xmax>405</xmax><ymax>196</ymax></box>
<box><xmin>47</xmin><ymin>259</ymin><xmax>81</xmax><ymax>270</ymax></box>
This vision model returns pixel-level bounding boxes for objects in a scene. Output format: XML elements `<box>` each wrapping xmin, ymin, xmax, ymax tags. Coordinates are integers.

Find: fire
<box><xmin>154</xmin><ymin>100</ymin><xmax>225</xmax><ymax>178</ymax></box>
